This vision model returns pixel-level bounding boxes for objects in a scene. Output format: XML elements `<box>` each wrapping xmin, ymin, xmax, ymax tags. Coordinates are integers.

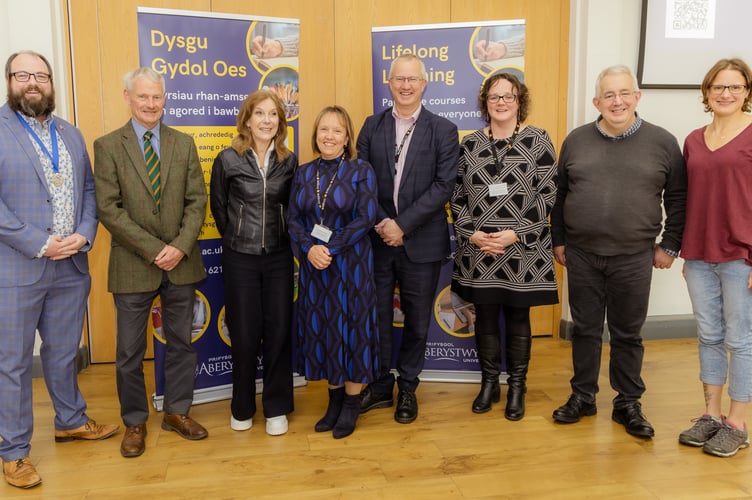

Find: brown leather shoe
<box><xmin>3</xmin><ymin>457</ymin><xmax>42</xmax><ymax>489</ymax></box>
<box><xmin>54</xmin><ymin>419</ymin><xmax>119</xmax><ymax>442</ymax></box>
<box><xmin>120</xmin><ymin>424</ymin><xmax>147</xmax><ymax>458</ymax></box>
<box><xmin>161</xmin><ymin>413</ymin><xmax>208</xmax><ymax>440</ymax></box>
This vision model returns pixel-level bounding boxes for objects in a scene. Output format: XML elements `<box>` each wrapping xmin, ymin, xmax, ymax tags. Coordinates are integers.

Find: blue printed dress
<box><xmin>287</xmin><ymin>156</ymin><xmax>379</xmax><ymax>385</ymax></box>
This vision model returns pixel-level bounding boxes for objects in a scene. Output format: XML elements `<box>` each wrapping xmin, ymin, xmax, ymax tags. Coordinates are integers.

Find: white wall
<box><xmin>0</xmin><ymin>0</ymin><xmax>70</xmax><ymax>118</ymax></box>
<box><xmin>566</xmin><ymin>0</ymin><xmax>709</xmax><ymax>318</ymax></box>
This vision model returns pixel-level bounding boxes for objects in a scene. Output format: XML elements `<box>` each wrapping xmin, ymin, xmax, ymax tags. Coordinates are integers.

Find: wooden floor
<box><xmin>5</xmin><ymin>337</ymin><xmax>752</xmax><ymax>499</ymax></box>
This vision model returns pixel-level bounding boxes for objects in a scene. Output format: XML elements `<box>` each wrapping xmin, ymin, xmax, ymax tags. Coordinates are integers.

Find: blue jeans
<box><xmin>684</xmin><ymin>259</ymin><xmax>752</xmax><ymax>403</ymax></box>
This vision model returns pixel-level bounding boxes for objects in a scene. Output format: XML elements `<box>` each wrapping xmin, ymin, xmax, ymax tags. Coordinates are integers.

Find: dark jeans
<box><xmin>565</xmin><ymin>245</ymin><xmax>653</xmax><ymax>408</ymax></box>
<box><xmin>223</xmin><ymin>247</ymin><xmax>294</xmax><ymax>420</ymax></box>
<box><xmin>371</xmin><ymin>246</ymin><xmax>442</xmax><ymax>393</ymax></box>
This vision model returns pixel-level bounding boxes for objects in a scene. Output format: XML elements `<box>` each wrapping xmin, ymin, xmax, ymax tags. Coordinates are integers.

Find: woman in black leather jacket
<box><xmin>210</xmin><ymin>89</ymin><xmax>297</xmax><ymax>436</ymax></box>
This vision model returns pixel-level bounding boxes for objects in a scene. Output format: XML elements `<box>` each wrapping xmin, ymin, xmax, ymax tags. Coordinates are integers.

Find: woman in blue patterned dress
<box><xmin>451</xmin><ymin>73</ymin><xmax>558</xmax><ymax>420</ymax></box>
<box><xmin>288</xmin><ymin>106</ymin><xmax>379</xmax><ymax>438</ymax></box>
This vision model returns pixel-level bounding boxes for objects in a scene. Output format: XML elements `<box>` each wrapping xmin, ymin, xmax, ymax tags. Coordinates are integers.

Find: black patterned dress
<box><xmin>451</xmin><ymin>125</ymin><xmax>559</xmax><ymax>307</ymax></box>
<box><xmin>288</xmin><ymin>156</ymin><xmax>379</xmax><ymax>385</ymax></box>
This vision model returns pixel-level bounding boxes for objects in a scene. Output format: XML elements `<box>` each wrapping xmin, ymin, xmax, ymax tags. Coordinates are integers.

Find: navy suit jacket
<box><xmin>357</xmin><ymin>107</ymin><xmax>459</xmax><ymax>263</ymax></box>
<box><xmin>0</xmin><ymin>103</ymin><xmax>97</xmax><ymax>287</ymax></box>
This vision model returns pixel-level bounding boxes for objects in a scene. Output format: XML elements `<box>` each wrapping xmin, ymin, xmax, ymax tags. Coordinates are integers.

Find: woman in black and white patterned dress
<box><xmin>451</xmin><ymin>72</ymin><xmax>558</xmax><ymax>420</ymax></box>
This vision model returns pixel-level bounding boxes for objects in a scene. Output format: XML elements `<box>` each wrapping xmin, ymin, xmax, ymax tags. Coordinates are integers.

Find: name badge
<box><xmin>488</xmin><ymin>183</ymin><xmax>508</xmax><ymax>197</ymax></box>
<box><xmin>311</xmin><ymin>223</ymin><xmax>333</xmax><ymax>243</ymax></box>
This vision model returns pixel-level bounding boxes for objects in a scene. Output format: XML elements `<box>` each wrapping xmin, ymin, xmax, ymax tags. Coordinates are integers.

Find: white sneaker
<box><xmin>230</xmin><ymin>416</ymin><xmax>252</xmax><ymax>431</ymax></box>
<box><xmin>266</xmin><ymin>415</ymin><xmax>288</xmax><ymax>436</ymax></box>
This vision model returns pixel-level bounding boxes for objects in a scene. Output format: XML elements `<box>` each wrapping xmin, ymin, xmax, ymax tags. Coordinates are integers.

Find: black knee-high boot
<box><xmin>315</xmin><ymin>387</ymin><xmax>345</xmax><ymax>432</ymax></box>
<box><xmin>505</xmin><ymin>335</ymin><xmax>531</xmax><ymax>421</ymax></box>
<box><xmin>472</xmin><ymin>332</ymin><xmax>501</xmax><ymax>413</ymax></box>
<box><xmin>333</xmin><ymin>394</ymin><xmax>361</xmax><ymax>439</ymax></box>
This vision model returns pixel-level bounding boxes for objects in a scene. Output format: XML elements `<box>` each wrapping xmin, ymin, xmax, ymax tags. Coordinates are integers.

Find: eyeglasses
<box><xmin>10</xmin><ymin>71</ymin><xmax>51</xmax><ymax>83</ymax></box>
<box><xmin>708</xmin><ymin>84</ymin><xmax>747</xmax><ymax>95</ymax></box>
<box><xmin>600</xmin><ymin>91</ymin><xmax>635</xmax><ymax>102</ymax></box>
<box><xmin>390</xmin><ymin>76</ymin><xmax>423</xmax><ymax>84</ymax></box>
<box><xmin>486</xmin><ymin>94</ymin><xmax>517</xmax><ymax>104</ymax></box>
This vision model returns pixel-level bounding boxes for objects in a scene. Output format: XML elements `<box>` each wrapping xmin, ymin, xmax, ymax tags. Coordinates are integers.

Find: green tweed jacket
<box><xmin>94</xmin><ymin>121</ymin><xmax>207</xmax><ymax>293</ymax></box>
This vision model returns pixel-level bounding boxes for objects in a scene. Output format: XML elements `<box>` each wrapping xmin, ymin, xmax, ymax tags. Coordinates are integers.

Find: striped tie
<box><xmin>143</xmin><ymin>130</ymin><xmax>161</xmax><ymax>207</ymax></box>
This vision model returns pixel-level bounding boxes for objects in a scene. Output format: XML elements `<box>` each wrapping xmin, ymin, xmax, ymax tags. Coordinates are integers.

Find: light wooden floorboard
<box><xmin>4</xmin><ymin>337</ymin><xmax>752</xmax><ymax>499</ymax></box>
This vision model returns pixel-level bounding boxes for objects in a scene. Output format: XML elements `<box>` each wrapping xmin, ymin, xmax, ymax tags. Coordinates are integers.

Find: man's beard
<box><xmin>7</xmin><ymin>86</ymin><xmax>56</xmax><ymax>117</ymax></box>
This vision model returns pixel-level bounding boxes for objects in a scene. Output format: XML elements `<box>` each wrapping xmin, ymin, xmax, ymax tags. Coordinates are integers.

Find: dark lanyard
<box><xmin>315</xmin><ymin>156</ymin><xmax>344</xmax><ymax>223</ymax></box>
<box><xmin>488</xmin><ymin>121</ymin><xmax>520</xmax><ymax>175</ymax></box>
<box><xmin>394</xmin><ymin>121</ymin><xmax>417</xmax><ymax>164</ymax></box>
<box><xmin>17</xmin><ymin>112</ymin><xmax>59</xmax><ymax>174</ymax></box>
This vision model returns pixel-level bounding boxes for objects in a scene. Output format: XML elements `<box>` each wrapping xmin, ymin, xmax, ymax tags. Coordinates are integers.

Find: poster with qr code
<box><xmin>665</xmin><ymin>0</ymin><xmax>715</xmax><ymax>38</ymax></box>
<box><xmin>638</xmin><ymin>0</ymin><xmax>752</xmax><ymax>88</ymax></box>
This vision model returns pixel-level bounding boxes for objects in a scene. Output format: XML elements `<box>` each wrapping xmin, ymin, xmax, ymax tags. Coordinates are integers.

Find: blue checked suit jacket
<box><xmin>0</xmin><ymin>103</ymin><xmax>97</xmax><ymax>287</ymax></box>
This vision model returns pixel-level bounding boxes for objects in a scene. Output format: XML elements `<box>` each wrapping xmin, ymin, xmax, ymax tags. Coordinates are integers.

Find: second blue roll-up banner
<box><xmin>137</xmin><ymin>8</ymin><xmax>525</xmax><ymax>407</ymax></box>
<box><xmin>371</xmin><ymin>20</ymin><xmax>526</xmax><ymax>383</ymax></box>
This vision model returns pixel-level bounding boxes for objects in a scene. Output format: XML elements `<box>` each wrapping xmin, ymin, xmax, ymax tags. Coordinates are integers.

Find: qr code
<box><xmin>671</xmin><ymin>0</ymin><xmax>710</xmax><ymax>31</ymax></box>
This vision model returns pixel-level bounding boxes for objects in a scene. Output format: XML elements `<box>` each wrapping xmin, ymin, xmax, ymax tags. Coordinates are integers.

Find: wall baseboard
<box><xmin>32</xmin><ymin>346</ymin><xmax>89</xmax><ymax>378</ymax></box>
<box><xmin>558</xmin><ymin>314</ymin><xmax>697</xmax><ymax>341</ymax></box>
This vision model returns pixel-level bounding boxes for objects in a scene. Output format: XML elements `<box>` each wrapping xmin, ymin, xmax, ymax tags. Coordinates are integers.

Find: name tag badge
<box><xmin>311</xmin><ymin>223</ymin><xmax>333</xmax><ymax>243</ymax></box>
<box><xmin>488</xmin><ymin>183</ymin><xmax>509</xmax><ymax>197</ymax></box>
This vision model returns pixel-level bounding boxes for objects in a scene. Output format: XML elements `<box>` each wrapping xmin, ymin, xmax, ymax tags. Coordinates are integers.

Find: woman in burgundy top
<box><xmin>679</xmin><ymin>58</ymin><xmax>752</xmax><ymax>458</ymax></box>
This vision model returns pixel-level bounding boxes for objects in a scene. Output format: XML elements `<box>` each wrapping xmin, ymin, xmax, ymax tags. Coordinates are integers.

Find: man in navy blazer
<box><xmin>0</xmin><ymin>51</ymin><xmax>118</xmax><ymax>490</ymax></box>
<box><xmin>357</xmin><ymin>54</ymin><xmax>459</xmax><ymax>424</ymax></box>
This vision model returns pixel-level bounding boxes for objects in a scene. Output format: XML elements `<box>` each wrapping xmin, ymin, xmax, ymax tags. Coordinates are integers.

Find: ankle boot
<box><xmin>504</xmin><ymin>335</ymin><xmax>531</xmax><ymax>421</ymax></box>
<box><xmin>472</xmin><ymin>331</ymin><xmax>501</xmax><ymax>413</ymax></box>
<box><xmin>333</xmin><ymin>394</ymin><xmax>361</xmax><ymax>439</ymax></box>
<box><xmin>315</xmin><ymin>387</ymin><xmax>345</xmax><ymax>432</ymax></box>
<box><xmin>473</xmin><ymin>379</ymin><xmax>501</xmax><ymax>413</ymax></box>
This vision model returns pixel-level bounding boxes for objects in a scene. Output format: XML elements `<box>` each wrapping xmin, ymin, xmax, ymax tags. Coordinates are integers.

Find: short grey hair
<box><xmin>123</xmin><ymin>67</ymin><xmax>165</xmax><ymax>93</ymax></box>
<box><xmin>594</xmin><ymin>64</ymin><xmax>639</xmax><ymax>98</ymax></box>
<box><xmin>388</xmin><ymin>53</ymin><xmax>427</xmax><ymax>80</ymax></box>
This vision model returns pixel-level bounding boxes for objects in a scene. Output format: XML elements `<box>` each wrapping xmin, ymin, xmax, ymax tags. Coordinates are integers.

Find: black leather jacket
<box><xmin>210</xmin><ymin>147</ymin><xmax>297</xmax><ymax>254</ymax></box>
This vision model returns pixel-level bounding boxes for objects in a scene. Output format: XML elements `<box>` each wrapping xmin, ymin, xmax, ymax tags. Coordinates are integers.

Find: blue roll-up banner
<box><xmin>136</xmin><ymin>7</ymin><xmax>303</xmax><ymax>409</ymax></box>
<box><xmin>371</xmin><ymin>20</ymin><xmax>525</xmax><ymax>382</ymax></box>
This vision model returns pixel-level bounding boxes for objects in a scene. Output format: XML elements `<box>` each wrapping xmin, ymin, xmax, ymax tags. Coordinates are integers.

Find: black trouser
<box><xmin>566</xmin><ymin>245</ymin><xmax>653</xmax><ymax>408</ymax></box>
<box><xmin>223</xmin><ymin>247</ymin><xmax>294</xmax><ymax>419</ymax></box>
<box><xmin>371</xmin><ymin>246</ymin><xmax>441</xmax><ymax>393</ymax></box>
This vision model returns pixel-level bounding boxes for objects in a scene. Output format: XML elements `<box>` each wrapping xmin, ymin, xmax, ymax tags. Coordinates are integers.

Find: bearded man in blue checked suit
<box><xmin>0</xmin><ymin>51</ymin><xmax>118</xmax><ymax>490</ymax></box>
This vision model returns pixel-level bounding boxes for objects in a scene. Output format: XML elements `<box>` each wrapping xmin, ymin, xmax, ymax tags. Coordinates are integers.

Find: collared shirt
<box><xmin>19</xmin><ymin>113</ymin><xmax>76</xmax><ymax>246</ymax></box>
<box><xmin>131</xmin><ymin>119</ymin><xmax>161</xmax><ymax>158</ymax></box>
<box><xmin>595</xmin><ymin>112</ymin><xmax>643</xmax><ymax>141</ymax></box>
<box><xmin>250</xmin><ymin>147</ymin><xmax>274</xmax><ymax>178</ymax></box>
<box><xmin>392</xmin><ymin>105</ymin><xmax>421</xmax><ymax>212</ymax></box>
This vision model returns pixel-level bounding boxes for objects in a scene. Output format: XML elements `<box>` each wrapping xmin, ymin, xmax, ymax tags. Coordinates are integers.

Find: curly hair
<box><xmin>478</xmin><ymin>72</ymin><xmax>529</xmax><ymax>123</ymax></box>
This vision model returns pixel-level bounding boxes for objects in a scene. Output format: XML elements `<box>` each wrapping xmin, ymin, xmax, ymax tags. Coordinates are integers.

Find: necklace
<box><xmin>709</xmin><ymin>118</ymin><xmax>751</xmax><ymax>139</ymax></box>
<box><xmin>488</xmin><ymin>121</ymin><xmax>520</xmax><ymax>175</ymax></box>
